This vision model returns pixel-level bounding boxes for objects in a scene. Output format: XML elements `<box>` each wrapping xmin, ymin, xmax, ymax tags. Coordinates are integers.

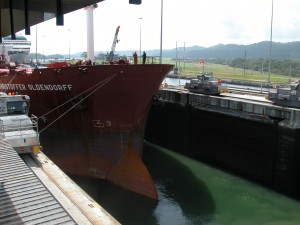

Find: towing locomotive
<box><xmin>183</xmin><ymin>71</ymin><xmax>300</xmax><ymax>108</ymax></box>
<box><xmin>268</xmin><ymin>80</ymin><xmax>300</xmax><ymax>108</ymax></box>
<box><xmin>0</xmin><ymin>92</ymin><xmax>41</xmax><ymax>154</ymax></box>
<box><xmin>184</xmin><ymin>72</ymin><xmax>228</xmax><ymax>95</ymax></box>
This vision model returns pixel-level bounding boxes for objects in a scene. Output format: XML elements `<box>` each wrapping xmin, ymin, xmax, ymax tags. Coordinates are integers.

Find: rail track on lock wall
<box><xmin>166</xmin><ymin>85</ymin><xmax>271</xmax><ymax>105</ymax></box>
<box><xmin>225</xmin><ymin>87</ymin><xmax>269</xmax><ymax>97</ymax></box>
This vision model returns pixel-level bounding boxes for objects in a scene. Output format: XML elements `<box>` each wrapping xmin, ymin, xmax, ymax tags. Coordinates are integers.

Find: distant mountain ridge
<box><xmin>140</xmin><ymin>41</ymin><xmax>300</xmax><ymax>60</ymax></box>
<box><xmin>29</xmin><ymin>41</ymin><xmax>300</xmax><ymax>60</ymax></box>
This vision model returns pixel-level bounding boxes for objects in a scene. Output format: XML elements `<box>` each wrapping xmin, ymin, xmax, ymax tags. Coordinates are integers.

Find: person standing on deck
<box><xmin>142</xmin><ymin>51</ymin><xmax>146</xmax><ymax>64</ymax></box>
<box><xmin>133</xmin><ymin>52</ymin><xmax>138</xmax><ymax>64</ymax></box>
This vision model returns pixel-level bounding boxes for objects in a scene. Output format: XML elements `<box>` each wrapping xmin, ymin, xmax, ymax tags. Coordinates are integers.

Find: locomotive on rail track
<box><xmin>268</xmin><ymin>80</ymin><xmax>300</xmax><ymax>108</ymax></box>
<box><xmin>184</xmin><ymin>72</ymin><xmax>228</xmax><ymax>95</ymax></box>
<box><xmin>0</xmin><ymin>92</ymin><xmax>41</xmax><ymax>154</ymax></box>
<box><xmin>183</xmin><ymin>72</ymin><xmax>300</xmax><ymax>109</ymax></box>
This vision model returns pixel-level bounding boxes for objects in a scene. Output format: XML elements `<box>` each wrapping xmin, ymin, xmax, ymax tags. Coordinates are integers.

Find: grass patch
<box><xmin>165</xmin><ymin>59</ymin><xmax>294</xmax><ymax>83</ymax></box>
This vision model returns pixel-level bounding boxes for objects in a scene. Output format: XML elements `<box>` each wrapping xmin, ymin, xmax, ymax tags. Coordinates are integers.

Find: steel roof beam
<box><xmin>24</xmin><ymin>0</ymin><xmax>30</xmax><ymax>35</ymax></box>
<box><xmin>56</xmin><ymin>0</ymin><xmax>63</xmax><ymax>26</ymax></box>
<box><xmin>9</xmin><ymin>0</ymin><xmax>15</xmax><ymax>39</ymax></box>
<box><xmin>0</xmin><ymin>0</ymin><xmax>106</xmax><ymax>38</ymax></box>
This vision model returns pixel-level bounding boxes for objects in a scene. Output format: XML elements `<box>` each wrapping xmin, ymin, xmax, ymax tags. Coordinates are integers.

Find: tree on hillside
<box><xmin>225</xmin><ymin>58</ymin><xmax>300</xmax><ymax>77</ymax></box>
<box><xmin>81</xmin><ymin>52</ymin><xmax>87</xmax><ymax>58</ymax></box>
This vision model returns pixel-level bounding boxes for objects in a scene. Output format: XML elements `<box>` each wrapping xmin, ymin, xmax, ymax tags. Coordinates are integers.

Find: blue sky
<box><xmin>22</xmin><ymin>0</ymin><xmax>300</xmax><ymax>55</ymax></box>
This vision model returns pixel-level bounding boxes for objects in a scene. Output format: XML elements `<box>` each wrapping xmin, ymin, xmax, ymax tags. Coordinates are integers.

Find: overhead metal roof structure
<box><xmin>0</xmin><ymin>138</ymin><xmax>77</xmax><ymax>224</ymax></box>
<box><xmin>1</xmin><ymin>0</ymin><xmax>141</xmax><ymax>42</ymax></box>
<box><xmin>0</xmin><ymin>0</ymin><xmax>105</xmax><ymax>41</ymax></box>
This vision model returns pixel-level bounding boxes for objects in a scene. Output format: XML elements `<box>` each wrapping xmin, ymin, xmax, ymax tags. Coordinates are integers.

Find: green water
<box><xmin>71</xmin><ymin>142</ymin><xmax>300</xmax><ymax>225</ymax></box>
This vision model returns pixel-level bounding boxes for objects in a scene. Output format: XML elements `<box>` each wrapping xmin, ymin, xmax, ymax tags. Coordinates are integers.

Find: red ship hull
<box><xmin>0</xmin><ymin>63</ymin><xmax>173</xmax><ymax>199</ymax></box>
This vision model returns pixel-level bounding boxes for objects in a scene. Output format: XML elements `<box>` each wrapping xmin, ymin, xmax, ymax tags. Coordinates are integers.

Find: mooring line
<box><xmin>38</xmin><ymin>73</ymin><xmax>118</xmax><ymax>134</ymax></box>
<box><xmin>38</xmin><ymin>73</ymin><xmax>117</xmax><ymax>119</ymax></box>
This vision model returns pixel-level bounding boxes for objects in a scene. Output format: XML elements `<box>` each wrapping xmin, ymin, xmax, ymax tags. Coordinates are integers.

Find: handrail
<box><xmin>0</xmin><ymin>114</ymin><xmax>39</xmax><ymax>138</ymax></box>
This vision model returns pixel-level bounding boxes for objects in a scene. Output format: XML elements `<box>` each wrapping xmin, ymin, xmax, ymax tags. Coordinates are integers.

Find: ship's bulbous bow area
<box><xmin>106</xmin><ymin>139</ymin><xmax>158</xmax><ymax>200</ymax></box>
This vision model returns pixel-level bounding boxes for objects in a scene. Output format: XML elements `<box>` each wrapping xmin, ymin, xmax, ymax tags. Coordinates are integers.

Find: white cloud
<box><xmin>24</xmin><ymin>0</ymin><xmax>300</xmax><ymax>55</ymax></box>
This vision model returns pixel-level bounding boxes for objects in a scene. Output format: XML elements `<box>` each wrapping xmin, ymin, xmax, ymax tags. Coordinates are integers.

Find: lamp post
<box><xmin>159</xmin><ymin>0</ymin><xmax>163</xmax><ymax>64</ymax></box>
<box><xmin>35</xmin><ymin>25</ymin><xmax>37</xmax><ymax>64</ymax></box>
<box><xmin>42</xmin><ymin>35</ymin><xmax>45</xmax><ymax>63</ymax></box>
<box><xmin>244</xmin><ymin>49</ymin><xmax>247</xmax><ymax>75</ymax></box>
<box><xmin>68</xmin><ymin>29</ymin><xmax>70</xmax><ymax>62</ymax></box>
<box><xmin>268</xmin><ymin>0</ymin><xmax>274</xmax><ymax>83</ymax></box>
<box><xmin>139</xmin><ymin>17</ymin><xmax>142</xmax><ymax>58</ymax></box>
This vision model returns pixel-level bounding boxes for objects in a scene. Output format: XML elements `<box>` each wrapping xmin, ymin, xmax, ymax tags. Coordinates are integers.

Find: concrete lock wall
<box><xmin>274</xmin><ymin>124</ymin><xmax>300</xmax><ymax>196</ymax></box>
<box><xmin>145</xmin><ymin>90</ymin><xmax>300</xmax><ymax>199</ymax></box>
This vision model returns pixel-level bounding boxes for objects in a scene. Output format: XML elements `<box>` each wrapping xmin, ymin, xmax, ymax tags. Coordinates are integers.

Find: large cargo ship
<box><xmin>0</xmin><ymin>58</ymin><xmax>173</xmax><ymax>199</ymax></box>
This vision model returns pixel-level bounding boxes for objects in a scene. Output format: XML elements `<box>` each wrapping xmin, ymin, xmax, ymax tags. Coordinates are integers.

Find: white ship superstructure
<box><xmin>1</xmin><ymin>35</ymin><xmax>31</xmax><ymax>64</ymax></box>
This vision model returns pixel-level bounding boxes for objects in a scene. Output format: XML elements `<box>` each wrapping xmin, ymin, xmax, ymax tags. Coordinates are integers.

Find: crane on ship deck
<box><xmin>107</xmin><ymin>26</ymin><xmax>120</xmax><ymax>62</ymax></box>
